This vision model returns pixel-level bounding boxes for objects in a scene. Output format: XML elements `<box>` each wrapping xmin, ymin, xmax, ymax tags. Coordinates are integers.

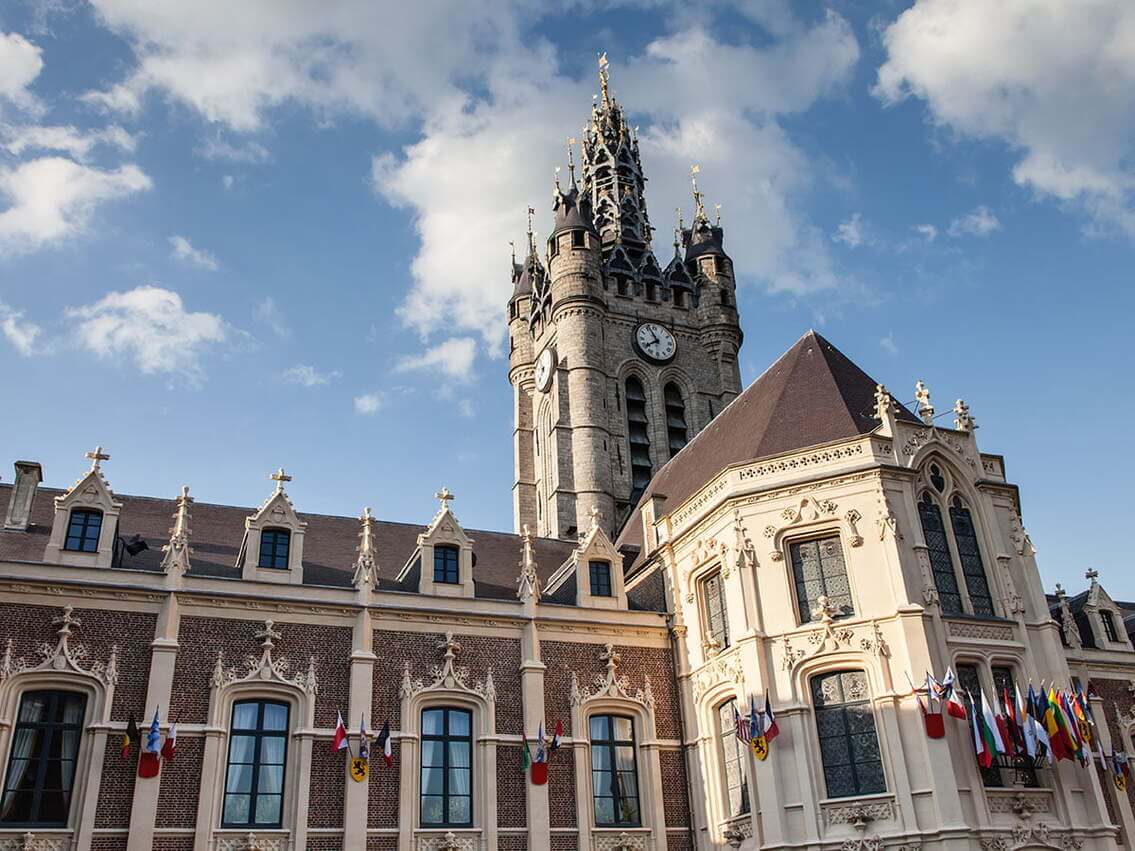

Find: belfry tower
<box><xmin>509</xmin><ymin>55</ymin><xmax>743</xmax><ymax>539</ymax></box>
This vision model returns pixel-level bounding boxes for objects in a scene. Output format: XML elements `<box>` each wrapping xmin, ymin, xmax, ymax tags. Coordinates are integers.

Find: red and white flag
<box><xmin>333</xmin><ymin>711</ymin><xmax>349</xmax><ymax>752</ymax></box>
<box><xmin>377</xmin><ymin>721</ymin><xmax>393</xmax><ymax>767</ymax></box>
<box><xmin>160</xmin><ymin>722</ymin><xmax>177</xmax><ymax>762</ymax></box>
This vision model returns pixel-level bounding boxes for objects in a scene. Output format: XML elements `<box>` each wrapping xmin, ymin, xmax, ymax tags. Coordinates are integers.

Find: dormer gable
<box><xmin>239</xmin><ymin>468</ymin><xmax>307</xmax><ymax>585</ymax></box>
<box><xmin>400</xmin><ymin>488</ymin><xmax>475</xmax><ymax>598</ymax></box>
<box><xmin>44</xmin><ymin>447</ymin><xmax>123</xmax><ymax>568</ymax></box>
<box><xmin>546</xmin><ymin>507</ymin><xmax>627</xmax><ymax>609</ymax></box>
<box><xmin>1081</xmin><ymin>569</ymin><xmax>1132</xmax><ymax>651</ymax></box>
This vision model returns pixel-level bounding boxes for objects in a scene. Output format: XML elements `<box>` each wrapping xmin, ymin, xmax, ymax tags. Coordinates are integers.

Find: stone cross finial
<box><xmin>1055</xmin><ymin>583</ymin><xmax>1066</xmax><ymax>600</ymax></box>
<box><xmin>52</xmin><ymin>606</ymin><xmax>81</xmax><ymax>638</ymax></box>
<box><xmin>690</xmin><ymin>164</ymin><xmax>706</xmax><ymax>221</ymax></box>
<box><xmin>434</xmin><ymin>487</ymin><xmax>455</xmax><ymax>511</ymax></box>
<box><xmin>914</xmin><ymin>380</ymin><xmax>934</xmax><ymax>424</ymax></box>
<box><xmin>598</xmin><ymin>52</ymin><xmax>610</xmax><ymax>104</ymax></box>
<box><xmin>270</xmin><ymin>468</ymin><xmax>292</xmax><ymax>492</ymax></box>
<box><xmin>600</xmin><ymin>642</ymin><xmax>620</xmax><ymax>676</ymax></box>
<box><xmin>85</xmin><ymin>446</ymin><xmax>110</xmax><ymax>471</ymax></box>
<box><xmin>255</xmin><ymin>619</ymin><xmax>281</xmax><ymax>650</ymax></box>
<box><xmin>714</xmin><ymin>203</ymin><xmax>722</xmax><ymax>226</ymax></box>
<box><xmin>953</xmin><ymin>399</ymin><xmax>975</xmax><ymax>432</ymax></box>
<box><xmin>567</xmin><ymin>137</ymin><xmax>577</xmax><ymax>185</ymax></box>
<box><xmin>353</xmin><ymin>506</ymin><xmax>378</xmax><ymax>590</ymax></box>
<box><xmin>526</xmin><ymin>206</ymin><xmax>536</xmax><ymax>255</ymax></box>
<box><xmin>438</xmin><ymin>631</ymin><xmax>461</xmax><ymax>662</ymax></box>
<box><xmin>1086</xmin><ymin>568</ymin><xmax>1099</xmax><ymax>582</ymax></box>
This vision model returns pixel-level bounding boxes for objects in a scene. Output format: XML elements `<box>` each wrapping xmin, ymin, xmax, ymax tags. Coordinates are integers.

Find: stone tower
<box><xmin>509</xmin><ymin>55</ymin><xmax>743</xmax><ymax>539</ymax></box>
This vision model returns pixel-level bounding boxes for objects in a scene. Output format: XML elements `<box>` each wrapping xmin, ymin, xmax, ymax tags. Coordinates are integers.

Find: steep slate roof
<box><xmin>617</xmin><ymin>330</ymin><xmax>920</xmax><ymax>566</ymax></box>
<box><xmin>0</xmin><ymin>484</ymin><xmax>581</xmax><ymax>602</ymax></box>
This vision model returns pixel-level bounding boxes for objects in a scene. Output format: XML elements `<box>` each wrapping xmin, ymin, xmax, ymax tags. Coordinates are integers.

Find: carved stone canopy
<box><xmin>210</xmin><ymin>619</ymin><xmax>318</xmax><ymax>696</ymax></box>
<box><xmin>0</xmin><ymin>606</ymin><xmax>118</xmax><ymax>689</ymax></box>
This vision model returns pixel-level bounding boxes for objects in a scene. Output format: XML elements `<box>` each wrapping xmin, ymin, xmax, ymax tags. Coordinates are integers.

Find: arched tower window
<box><xmin>918</xmin><ymin>493</ymin><xmax>963</xmax><ymax>615</ymax></box>
<box><xmin>664</xmin><ymin>383</ymin><xmax>688</xmax><ymax>458</ymax></box>
<box><xmin>948</xmin><ymin>495</ymin><xmax>994</xmax><ymax>617</ymax></box>
<box><xmin>625</xmin><ymin>377</ymin><xmax>652</xmax><ymax>506</ymax></box>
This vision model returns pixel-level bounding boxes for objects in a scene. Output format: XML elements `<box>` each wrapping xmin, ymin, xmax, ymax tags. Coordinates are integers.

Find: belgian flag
<box><xmin>121</xmin><ymin>713</ymin><xmax>140</xmax><ymax>759</ymax></box>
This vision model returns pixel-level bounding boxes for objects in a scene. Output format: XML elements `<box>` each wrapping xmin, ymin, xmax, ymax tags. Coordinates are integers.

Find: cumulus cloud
<box><xmin>0</xmin><ymin>157</ymin><xmax>152</xmax><ymax>255</ymax></box>
<box><xmin>948</xmin><ymin>206</ymin><xmax>1000</xmax><ymax>238</ymax></box>
<box><xmin>195</xmin><ymin>135</ymin><xmax>270</xmax><ymax>163</ymax></box>
<box><xmin>914</xmin><ymin>224</ymin><xmax>938</xmax><ymax>242</ymax></box>
<box><xmin>394</xmin><ymin>337</ymin><xmax>477</xmax><ymax>381</ymax></box>
<box><xmin>833</xmin><ymin>213</ymin><xmax>865</xmax><ymax>248</ymax></box>
<box><xmin>0</xmin><ymin>32</ymin><xmax>43</xmax><ymax>111</ymax></box>
<box><xmin>0</xmin><ymin>302</ymin><xmax>41</xmax><ymax>356</ymax></box>
<box><xmin>353</xmin><ymin>392</ymin><xmax>384</xmax><ymax>415</ymax></box>
<box><xmin>281</xmin><ymin>364</ymin><xmax>340</xmax><ymax>387</ymax></box>
<box><xmin>876</xmin><ymin>0</ymin><xmax>1135</xmax><ymax>236</ymax></box>
<box><xmin>2</xmin><ymin>124</ymin><xmax>135</xmax><ymax>161</ymax></box>
<box><xmin>376</xmin><ymin>17</ymin><xmax>859</xmax><ymax>351</ymax></box>
<box><xmin>253</xmin><ymin>296</ymin><xmax>289</xmax><ymax>337</ymax></box>
<box><xmin>65</xmin><ymin>285</ymin><xmax>227</xmax><ymax>381</ymax></box>
<box><xmin>169</xmin><ymin>234</ymin><xmax>219</xmax><ymax>270</ymax></box>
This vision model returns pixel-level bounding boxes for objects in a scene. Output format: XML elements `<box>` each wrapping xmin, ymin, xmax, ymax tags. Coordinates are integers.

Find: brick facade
<box><xmin>497</xmin><ymin>746</ymin><xmax>528</xmax><ymax>828</ymax></box>
<box><xmin>367</xmin><ymin>742</ymin><xmax>400</xmax><ymax>828</ymax></box>
<box><xmin>308</xmin><ymin>743</ymin><xmax>346</xmax><ymax>828</ymax></box>
<box><xmin>549</xmin><ymin>748</ymin><xmax>577</xmax><ymax>827</ymax></box>
<box><xmin>155</xmin><ymin>736</ymin><xmax>204</xmax><ymax>828</ymax></box>
<box><xmin>94</xmin><ymin>738</ymin><xmax>136</xmax><ymax>828</ymax></box>
<box><xmin>660</xmin><ymin>749</ymin><xmax>691</xmax><ymax>828</ymax></box>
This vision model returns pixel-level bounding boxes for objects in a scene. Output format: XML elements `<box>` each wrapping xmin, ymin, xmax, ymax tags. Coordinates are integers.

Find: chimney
<box><xmin>4</xmin><ymin>461</ymin><xmax>43</xmax><ymax>531</ymax></box>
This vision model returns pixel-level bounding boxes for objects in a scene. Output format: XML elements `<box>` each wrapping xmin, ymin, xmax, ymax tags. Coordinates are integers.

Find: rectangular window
<box><xmin>433</xmin><ymin>546</ymin><xmax>460</xmax><ymax>584</ymax></box>
<box><xmin>64</xmin><ymin>509</ymin><xmax>102</xmax><ymax>553</ymax></box>
<box><xmin>590</xmin><ymin>715</ymin><xmax>640</xmax><ymax>827</ymax></box>
<box><xmin>222</xmin><ymin>700</ymin><xmax>289</xmax><ymax>828</ymax></box>
<box><xmin>1</xmin><ymin>691</ymin><xmax>86</xmax><ymax>826</ymax></box>
<box><xmin>257</xmin><ymin>529</ymin><xmax>290</xmax><ymax>569</ymax></box>
<box><xmin>421</xmin><ymin>707</ymin><xmax>472</xmax><ymax>827</ymax></box>
<box><xmin>1101</xmin><ymin>610</ymin><xmax>1120</xmax><ymax>643</ymax></box>
<box><xmin>717</xmin><ymin>701</ymin><xmax>750</xmax><ymax>818</ymax></box>
<box><xmin>701</xmin><ymin>572</ymin><xmax>730</xmax><ymax>649</ymax></box>
<box><xmin>572</xmin><ymin>231</ymin><xmax>586</xmax><ymax>249</ymax></box>
<box><xmin>811</xmin><ymin>671</ymin><xmax>885</xmax><ymax>799</ymax></box>
<box><xmin>589</xmin><ymin>561</ymin><xmax>612</xmax><ymax>597</ymax></box>
<box><xmin>790</xmin><ymin>536</ymin><xmax>853</xmax><ymax>624</ymax></box>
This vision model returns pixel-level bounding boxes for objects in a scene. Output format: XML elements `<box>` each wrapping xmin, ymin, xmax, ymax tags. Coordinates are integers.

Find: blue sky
<box><xmin>2</xmin><ymin>1</ymin><xmax>1133</xmax><ymax>597</ymax></box>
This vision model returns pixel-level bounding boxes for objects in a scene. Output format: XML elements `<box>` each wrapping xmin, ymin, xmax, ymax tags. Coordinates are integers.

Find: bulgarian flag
<box><xmin>121</xmin><ymin>714</ymin><xmax>140</xmax><ymax>759</ymax></box>
<box><xmin>969</xmin><ymin>691</ymin><xmax>992</xmax><ymax>769</ymax></box>
<box><xmin>979</xmin><ymin>690</ymin><xmax>1005</xmax><ymax>762</ymax></box>
<box><xmin>332</xmin><ymin>711</ymin><xmax>349</xmax><ymax>752</ymax></box>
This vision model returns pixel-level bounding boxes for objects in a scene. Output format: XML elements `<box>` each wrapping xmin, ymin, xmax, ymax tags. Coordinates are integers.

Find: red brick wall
<box><xmin>548</xmin><ymin>748</ymin><xmax>576</xmax><ymax>827</ymax></box>
<box><xmin>542</xmin><ymin>641</ymin><xmax>681</xmax><ymax>739</ymax></box>
<box><xmin>497</xmin><ymin>746</ymin><xmax>528</xmax><ymax>827</ymax></box>
<box><xmin>90</xmin><ymin>839</ymin><xmax>127</xmax><ymax>851</ymax></box>
<box><xmin>366</xmin><ymin>837</ymin><xmax>399</xmax><ymax>850</ymax></box>
<box><xmin>498</xmin><ymin>835</ymin><xmax>528</xmax><ymax>850</ymax></box>
<box><xmin>306</xmin><ymin>838</ymin><xmax>344</xmax><ymax>850</ymax></box>
<box><xmin>367</xmin><ymin>742</ymin><xmax>400</xmax><ymax>828</ymax></box>
<box><xmin>152</xmin><ymin>838</ymin><xmax>194</xmax><ymax>851</ymax></box>
<box><xmin>0</xmin><ymin>602</ymin><xmax>155</xmax><ymax>721</ymax></box>
<box><xmin>551</xmin><ymin>836</ymin><xmax>578</xmax><ymax>851</ymax></box>
<box><xmin>371</xmin><ymin>630</ymin><xmax>522</xmax><ymax>733</ymax></box>
<box><xmin>667</xmin><ymin>831</ymin><xmax>694</xmax><ymax>850</ymax></box>
<box><xmin>171</xmin><ymin>616</ymin><xmax>351</xmax><ymax>725</ymax></box>
<box><xmin>309</xmin><ymin>744</ymin><xmax>346</xmax><ymax>828</ymax></box>
<box><xmin>1090</xmin><ymin>677</ymin><xmax>1134</xmax><ymax>839</ymax></box>
<box><xmin>95</xmin><ymin>738</ymin><xmax>137</xmax><ymax>828</ymax></box>
<box><xmin>155</xmin><ymin>736</ymin><xmax>203</xmax><ymax>827</ymax></box>
<box><xmin>660</xmin><ymin>749</ymin><xmax>691</xmax><ymax>828</ymax></box>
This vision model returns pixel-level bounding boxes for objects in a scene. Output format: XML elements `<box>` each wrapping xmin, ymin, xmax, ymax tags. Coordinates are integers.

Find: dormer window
<box><xmin>589</xmin><ymin>560</ymin><xmax>612</xmax><ymax>597</ymax></box>
<box><xmin>434</xmin><ymin>545</ymin><xmax>460</xmax><ymax>584</ymax></box>
<box><xmin>64</xmin><ymin>509</ymin><xmax>103</xmax><ymax>553</ymax></box>
<box><xmin>1101</xmin><ymin>609</ymin><xmax>1120</xmax><ymax>643</ymax></box>
<box><xmin>257</xmin><ymin>528</ymin><xmax>291</xmax><ymax>569</ymax></box>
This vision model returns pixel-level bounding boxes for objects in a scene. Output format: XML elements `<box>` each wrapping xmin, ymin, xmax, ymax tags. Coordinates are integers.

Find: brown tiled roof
<box><xmin>617</xmin><ymin>330</ymin><xmax>919</xmax><ymax>567</ymax></box>
<box><xmin>0</xmin><ymin>483</ymin><xmax>581</xmax><ymax>602</ymax></box>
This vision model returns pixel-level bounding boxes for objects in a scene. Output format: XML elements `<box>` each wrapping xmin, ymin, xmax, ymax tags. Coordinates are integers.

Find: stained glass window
<box><xmin>918</xmin><ymin>494</ymin><xmax>963</xmax><ymax>615</ymax></box>
<box><xmin>790</xmin><ymin>536</ymin><xmax>853</xmax><ymax>624</ymax></box>
<box><xmin>717</xmin><ymin>700</ymin><xmax>750</xmax><ymax>817</ymax></box>
<box><xmin>949</xmin><ymin>497</ymin><xmax>994</xmax><ymax>617</ymax></box>
<box><xmin>811</xmin><ymin>671</ymin><xmax>885</xmax><ymax>798</ymax></box>
<box><xmin>701</xmin><ymin>572</ymin><xmax>730</xmax><ymax>649</ymax></box>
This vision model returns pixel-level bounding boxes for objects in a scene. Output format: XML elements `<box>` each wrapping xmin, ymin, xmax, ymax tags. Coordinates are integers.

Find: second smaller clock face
<box><xmin>634</xmin><ymin>322</ymin><xmax>677</xmax><ymax>363</ymax></box>
<box><xmin>535</xmin><ymin>348</ymin><xmax>555</xmax><ymax>391</ymax></box>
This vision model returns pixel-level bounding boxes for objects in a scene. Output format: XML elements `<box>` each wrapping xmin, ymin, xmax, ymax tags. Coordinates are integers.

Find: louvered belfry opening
<box><xmin>625</xmin><ymin>377</ymin><xmax>652</xmax><ymax>506</ymax></box>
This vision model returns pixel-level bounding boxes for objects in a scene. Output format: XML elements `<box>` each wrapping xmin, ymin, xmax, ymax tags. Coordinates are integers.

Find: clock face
<box><xmin>535</xmin><ymin>348</ymin><xmax>555</xmax><ymax>391</ymax></box>
<box><xmin>634</xmin><ymin>322</ymin><xmax>677</xmax><ymax>364</ymax></box>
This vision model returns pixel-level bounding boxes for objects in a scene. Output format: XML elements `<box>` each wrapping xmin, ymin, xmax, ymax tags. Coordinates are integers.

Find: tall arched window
<box><xmin>1</xmin><ymin>691</ymin><xmax>87</xmax><ymax>826</ymax></box>
<box><xmin>421</xmin><ymin>707</ymin><xmax>472</xmax><ymax>827</ymax></box>
<box><xmin>811</xmin><ymin>671</ymin><xmax>885</xmax><ymax>799</ymax></box>
<box><xmin>222</xmin><ymin>700</ymin><xmax>289</xmax><ymax>828</ymax></box>
<box><xmin>918</xmin><ymin>494</ymin><xmax>963</xmax><ymax>615</ymax></box>
<box><xmin>664</xmin><ymin>383</ymin><xmax>688</xmax><ymax>458</ymax></box>
<box><xmin>716</xmin><ymin>700</ymin><xmax>750</xmax><ymax>818</ymax></box>
<box><xmin>625</xmin><ymin>378</ymin><xmax>652</xmax><ymax>506</ymax></box>
<box><xmin>949</xmin><ymin>496</ymin><xmax>994</xmax><ymax>617</ymax></box>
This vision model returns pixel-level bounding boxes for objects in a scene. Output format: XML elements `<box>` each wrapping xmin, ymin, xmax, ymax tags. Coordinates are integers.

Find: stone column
<box><xmin>521</xmin><ymin>611</ymin><xmax>550</xmax><ymax>847</ymax></box>
<box><xmin>343</xmin><ymin>607</ymin><xmax>377</xmax><ymax>849</ymax></box>
<box><xmin>126</xmin><ymin>592</ymin><xmax>180</xmax><ymax>851</ymax></box>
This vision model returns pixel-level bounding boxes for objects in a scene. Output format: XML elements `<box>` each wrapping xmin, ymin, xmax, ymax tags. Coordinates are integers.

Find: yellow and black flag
<box><xmin>121</xmin><ymin>714</ymin><xmax>140</xmax><ymax>760</ymax></box>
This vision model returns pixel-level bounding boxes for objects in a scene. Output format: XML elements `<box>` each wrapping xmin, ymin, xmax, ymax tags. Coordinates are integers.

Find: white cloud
<box><xmin>195</xmin><ymin>135</ymin><xmax>270</xmax><ymax>163</ymax></box>
<box><xmin>1</xmin><ymin>124</ymin><xmax>135</xmax><ymax>161</ymax></box>
<box><xmin>879</xmin><ymin>333</ymin><xmax>898</xmax><ymax>356</ymax></box>
<box><xmin>0</xmin><ymin>32</ymin><xmax>43</xmax><ymax>110</ymax></box>
<box><xmin>376</xmin><ymin>18</ymin><xmax>859</xmax><ymax>351</ymax></box>
<box><xmin>0</xmin><ymin>157</ymin><xmax>152</xmax><ymax>255</ymax></box>
<box><xmin>948</xmin><ymin>206</ymin><xmax>1000</xmax><ymax>238</ymax></box>
<box><xmin>457</xmin><ymin>399</ymin><xmax>475</xmax><ymax>418</ymax></box>
<box><xmin>222</xmin><ymin>175</ymin><xmax>234</xmax><ymax>190</ymax></box>
<box><xmin>281</xmin><ymin>364</ymin><xmax>340</xmax><ymax>387</ymax></box>
<box><xmin>832</xmin><ymin>213</ymin><xmax>865</xmax><ymax>248</ymax></box>
<box><xmin>65</xmin><ymin>285</ymin><xmax>227</xmax><ymax>381</ymax></box>
<box><xmin>0</xmin><ymin>302</ymin><xmax>41</xmax><ymax>356</ymax></box>
<box><xmin>253</xmin><ymin>296</ymin><xmax>289</xmax><ymax>337</ymax></box>
<box><xmin>169</xmin><ymin>234</ymin><xmax>219</xmax><ymax>270</ymax></box>
<box><xmin>353</xmin><ymin>392</ymin><xmax>384</xmax><ymax>415</ymax></box>
<box><xmin>876</xmin><ymin>0</ymin><xmax>1135</xmax><ymax>236</ymax></box>
<box><xmin>395</xmin><ymin>337</ymin><xmax>477</xmax><ymax>382</ymax></box>
<box><xmin>914</xmin><ymin>224</ymin><xmax>938</xmax><ymax>242</ymax></box>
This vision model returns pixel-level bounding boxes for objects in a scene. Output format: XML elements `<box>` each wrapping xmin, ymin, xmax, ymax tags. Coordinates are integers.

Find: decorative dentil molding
<box><xmin>399</xmin><ymin>632</ymin><xmax>496</xmax><ymax>702</ymax></box>
<box><xmin>0</xmin><ymin>606</ymin><xmax>118</xmax><ymax>687</ymax></box>
<box><xmin>210</xmin><ymin>619</ymin><xmax>318</xmax><ymax>695</ymax></box>
<box><xmin>160</xmin><ymin>485</ymin><xmax>193</xmax><ymax>576</ymax></box>
<box><xmin>570</xmin><ymin>643</ymin><xmax>654</xmax><ymax>711</ymax></box>
<box><xmin>352</xmin><ymin>507</ymin><xmax>380</xmax><ymax>590</ymax></box>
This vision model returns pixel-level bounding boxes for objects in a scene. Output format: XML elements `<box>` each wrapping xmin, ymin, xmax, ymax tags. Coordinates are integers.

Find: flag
<box><xmin>763</xmin><ymin>694</ymin><xmax>780</xmax><ymax>743</ymax></box>
<box><xmin>350</xmin><ymin>717</ymin><xmax>370</xmax><ymax>782</ymax></box>
<box><xmin>333</xmin><ymin>711</ymin><xmax>349</xmax><ymax>752</ymax></box>
<box><xmin>969</xmin><ymin>691</ymin><xmax>991</xmax><ymax>769</ymax></box>
<box><xmin>377</xmin><ymin>721</ymin><xmax>393</xmax><ymax>768</ymax></box>
<box><xmin>733</xmin><ymin>706</ymin><xmax>750</xmax><ymax>744</ymax></box>
<box><xmin>1001</xmin><ymin>687</ymin><xmax>1024</xmax><ymax>756</ymax></box>
<box><xmin>160</xmin><ymin>722</ymin><xmax>177</xmax><ymax>762</ymax></box>
<box><xmin>535</xmin><ymin>723</ymin><xmax>547</xmax><ymax>764</ymax></box>
<box><xmin>941</xmin><ymin>668</ymin><xmax>967</xmax><ymax>719</ymax></box>
<box><xmin>1114</xmin><ymin>753</ymin><xmax>1128</xmax><ymax>791</ymax></box>
<box><xmin>1058</xmin><ymin>691</ymin><xmax>1084</xmax><ymax>762</ymax></box>
<box><xmin>925</xmin><ymin>672</ymin><xmax>942</xmax><ymax>709</ymax></box>
<box><xmin>551</xmin><ymin>720</ymin><xmax>563</xmax><ymax>752</ymax></box>
<box><xmin>522</xmin><ymin>737</ymin><xmax>532</xmax><ymax>773</ymax></box>
<box><xmin>979</xmin><ymin>690</ymin><xmax>1005</xmax><ymax>760</ymax></box>
<box><xmin>1026</xmin><ymin>685</ymin><xmax>1050</xmax><ymax>762</ymax></box>
<box><xmin>918</xmin><ymin>692</ymin><xmax>945</xmax><ymax>739</ymax></box>
<box><xmin>138</xmin><ymin>709</ymin><xmax>162</xmax><ymax>778</ymax></box>
<box><xmin>121</xmin><ymin>714</ymin><xmax>140</xmax><ymax>759</ymax></box>
<box><xmin>1017</xmin><ymin>685</ymin><xmax>1036</xmax><ymax>759</ymax></box>
<box><xmin>1044</xmin><ymin>689</ymin><xmax>1069</xmax><ymax>761</ymax></box>
<box><xmin>749</xmin><ymin>697</ymin><xmax>768</xmax><ymax>761</ymax></box>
